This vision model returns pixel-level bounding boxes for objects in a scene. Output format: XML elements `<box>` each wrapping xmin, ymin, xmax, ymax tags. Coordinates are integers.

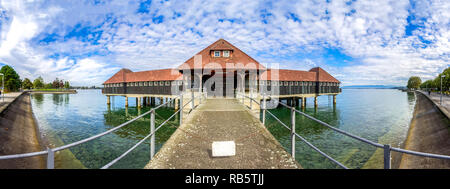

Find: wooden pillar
<box><xmin>151</xmin><ymin>97</ymin><xmax>155</xmax><ymax>106</ymax></box>
<box><xmin>301</xmin><ymin>97</ymin><xmax>306</xmax><ymax>109</ymax></box>
<box><xmin>175</xmin><ymin>98</ymin><xmax>179</xmax><ymax>110</ymax></box>
<box><xmin>143</xmin><ymin>97</ymin><xmax>147</xmax><ymax>106</ymax></box>
<box><xmin>314</xmin><ymin>96</ymin><xmax>318</xmax><ymax>107</ymax></box>
<box><xmin>125</xmin><ymin>96</ymin><xmax>128</xmax><ymax>107</ymax></box>
<box><xmin>137</xmin><ymin>97</ymin><xmax>141</xmax><ymax>108</ymax></box>
<box><xmin>333</xmin><ymin>95</ymin><xmax>336</xmax><ymax>104</ymax></box>
<box><xmin>107</xmin><ymin>95</ymin><xmax>111</xmax><ymax>105</ymax></box>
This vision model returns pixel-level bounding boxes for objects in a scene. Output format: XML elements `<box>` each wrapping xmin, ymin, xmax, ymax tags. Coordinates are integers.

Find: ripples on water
<box><xmin>265</xmin><ymin>89</ymin><xmax>416</xmax><ymax>169</ymax></box>
<box><xmin>31</xmin><ymin>89</ymin><xmax>415</xmax><ymax>169</ymax></box>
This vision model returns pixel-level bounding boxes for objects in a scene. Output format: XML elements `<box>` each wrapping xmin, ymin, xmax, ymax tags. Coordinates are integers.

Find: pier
<box><xmin>145</xmin><ymin>98</ymin><xmax>300</xmax><ymax>169</ymax></box>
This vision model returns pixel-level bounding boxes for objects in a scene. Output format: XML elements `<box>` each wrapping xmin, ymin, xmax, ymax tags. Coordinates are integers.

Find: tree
<box><xmin>0</xmin><ymin>65</ymin><xmax>21</xmax><ymax>92</ymax></box>
<box><xmin>44</xmin><ymin>83</ymin><xmax>53</xmax><ymax>89</ymax></box>
<box><xmin>22</xmin><ymin>78</ymin><xmax>33</xmax><ymax>89</ymax></box>
<box><xmin>64</xmin><ymin>81</ymin><xmax>70</xmax><ymax>89</ymax></box>
<box><xmin>52</xmin><ymin>78</ymin><xmax>61</xmax><ymax>88</ymax></box>
<box><xmin>407</xmin><ymin>76</ymin><xmax>421</xmax><ymax>90</ymax></box>
<box><xmin>420</xmin><ymin>80</ymin><xmax>434</xmax><ymax>89</ymax></box>
<box><xmin>33</xmin><ymin>76</ymin><xmax>45</xmax><ymax>89</ymax></box>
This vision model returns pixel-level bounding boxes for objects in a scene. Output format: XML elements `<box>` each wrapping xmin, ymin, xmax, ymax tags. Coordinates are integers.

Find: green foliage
<box><xmin>0</xmin><ymin>65</ymin><xmax>21</xmax><ymax>92</ymax></box>
<box><xmin>420</xmin><ymin>80</ymin><xmax>435</xmax><ymax>89</ymax></box>
<box><xmin>64</xmin><ymin>81</ymin><xmax>70</xmax><ymax>89</ymax></box>
<box><xmin>407</xmin><ymin>76</ymin><xmax>421</xmax><ymax>89</ymax></box>
<box><xmin>421</xmin><ymin>67</ymin><xmax>450</xmax><ymax>91</ymax></box>
<box><xmin>44</xmin><ymin>83</ymin><xmax>53</xmax><ymax>89</ymax></box>
<box><xmin>33</xmin><ymin>76</ymin><xmax>45</xmax><ymax>89</ymax></box>
<box><xmin>22</xmin><ymin>78</ymin><xmax>33</xmax><ymax>89</ymax></box>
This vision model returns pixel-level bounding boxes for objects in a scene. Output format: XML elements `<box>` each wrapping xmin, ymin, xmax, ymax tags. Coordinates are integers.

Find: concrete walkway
<box><xmin>0</xmin><ymin>92</ymin><xmax>23</xmax><ymax>114</ymax></box>
<box><xmin>145</xmin><ymin>98</ymin><xmax>301</xmax><ymax>169</ymax></box>
<box><xmin>400</xmin><ymin>91</ymin><xmax>450</xmax><ymax>169</ymax></box>
<box><xmin>419</xmin><ymin>90</ymin><xmax>450</xmax><ymax>118</ymax></box>
<box><xmin>0</xmin><ymin>93</ymin><xmax>45</xmax><ymax>169</ymax></box>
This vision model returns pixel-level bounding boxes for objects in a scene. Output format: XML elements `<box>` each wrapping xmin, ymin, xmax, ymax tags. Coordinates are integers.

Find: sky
<box><xmin>0</xmin><ymin>0</ymin><xmax>448</xmax><ymax>86</ymax></box>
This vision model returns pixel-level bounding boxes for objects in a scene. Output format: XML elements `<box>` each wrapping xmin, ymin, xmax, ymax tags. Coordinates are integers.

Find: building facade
<box><xmin>102</xmin><ymin>39</ymin><xmax>341</xmax><ymax>100</ymax></box>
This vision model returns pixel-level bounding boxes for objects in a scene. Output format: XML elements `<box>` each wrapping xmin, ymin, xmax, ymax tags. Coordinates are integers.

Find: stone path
<box><xmin>145</xmin><ymin>98</ymin><xmax>301</xmax><ymax>169</ymax></box>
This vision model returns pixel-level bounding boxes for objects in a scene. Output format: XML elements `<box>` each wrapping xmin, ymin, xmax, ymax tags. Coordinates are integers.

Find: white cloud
<box><xmin>0</xmin><ymin>0</ymin><xmax>448</xmax><ymax>86</ymax></box>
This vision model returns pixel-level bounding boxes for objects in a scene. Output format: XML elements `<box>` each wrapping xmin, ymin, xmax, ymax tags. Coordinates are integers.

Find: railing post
<box><xmin>262</xmin><ymin>95</ymin><xmax>266</xmax><ymax>125</ymax></box>
<box><xmin>250</xmin><ymin>96</ymin><xmax>253</xmax><ymax>110</ymax></box>
<box><xmin>179</xmin><ymin>94</ymin><xmax>183</xmax><ymax>125</ymax></box>
<box><xmin>150</xmin><ymin>109</ymin><xmax>155</xmax><ymax>159</ymax></box>
<box><xmin>47</xmin><ymin>148</ymin><xmax>54</xmax><ymax>169</ymax></box>
<box><xmin>191</xmin><ymin>90</ymin><xmax>194</xmax><ymax>110</ymax></box>
<box><xmin>291</xmin><ymin>107</ymin><xmax>296</xmax><ymax>158</ymax></box>
<box><xmin>384</xmin><ymin>144</ymin><xmax>391</xmax><ymax>169</ymax></box>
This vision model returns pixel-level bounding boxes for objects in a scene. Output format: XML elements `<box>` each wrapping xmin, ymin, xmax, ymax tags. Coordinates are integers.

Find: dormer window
<box><xmin>223</xmin><ymin>50</ymin><xmax>230</xmax><ymax>57</ymax></box>
<box><xmin>214</xmin><ymin>51</ymin><xmax>220</xmax><ymax>57</ymax></box>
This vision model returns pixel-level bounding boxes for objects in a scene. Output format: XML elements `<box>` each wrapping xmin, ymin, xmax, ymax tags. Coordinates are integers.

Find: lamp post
<box><xmin>0</xmin><ymin>73</ymin><xmax>3</xmax><ymax>102</ymax></box>
<box><xmin>441</xmin><ymin>75</ymin><xmax>446</xmax><ymax>105</ymax></box>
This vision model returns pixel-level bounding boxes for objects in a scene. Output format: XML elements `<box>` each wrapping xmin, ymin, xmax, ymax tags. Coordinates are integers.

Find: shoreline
<box><xmin>399</xmin><ymin>91</ymin><xmax>450</xmax><ymax>168</ymax></box>
<box><xmin>0</xmin><ymin>92</ymin><xmax>45</xmax><ymax>169</ymax></box>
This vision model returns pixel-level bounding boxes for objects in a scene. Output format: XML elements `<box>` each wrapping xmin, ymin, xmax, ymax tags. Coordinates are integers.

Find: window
<box><xmin>165</xmin><ymin>81</ymin><xmax>170</xmax><ymax>86</ymax></box>
<box><xmin>223</xmin><ymin>50</ymin><xmax>229</xmax><ymax>57</ymax></box>
<box><xmin>160</xmin><ymin>81</ymin><xmax>164</xmax><ymax>86</ymax></box>
<box><xmin>290</xmin><ymin>81</ymin><xmax>293</xmax><ymax>86</ymax></box>
<box><xmin>295</xmin><ymin>81</ymin><xmax>298</xmax><ymax>86</ymax></box>
<box><xmin>214</xmin><ymin>51</ymin><xmax>220</xmax><ymax>57</ymax></box>
<box><xmin>154</xmin><ymin>81</ymin><xmax>159</xmax><ymax>86</ymax></box>
<box><xmin>178</xmin><ymin>81</ymin><xmax>183</xmax><ymax>85</ymax></box>
<box><xmin>149</xmin><ymin>81</ymin><xmax>153</xmax><ymax>86</ymax></box>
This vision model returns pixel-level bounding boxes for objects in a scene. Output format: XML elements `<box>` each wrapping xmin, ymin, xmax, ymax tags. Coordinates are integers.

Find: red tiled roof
<box><xmin>259</xmin><ymin>69</ymin><xmax>317</xmax><ymax>81</ymax></box>
<box><xmin>309</xmin><ymin>67</ymin><xmax>340</xmax><ymax>83</ymax></box>
<box><xmin>103</xmin><ymin>68</ymin><xmax>132</xmax><ymax>84</ymax></box>
<box><xmin>178</xmin><ymin>39</ymin><xmax>266</xmax><ymax>70</ymax></box>
<box><xmin>103</xmin><ymin>69</ymin><xmax>182</xmax><ymax>84</ymax></box>
<box><xmin>259</xmin><ymin>68</ymin><xmax>340</xmax><ymax>83</ymax></box>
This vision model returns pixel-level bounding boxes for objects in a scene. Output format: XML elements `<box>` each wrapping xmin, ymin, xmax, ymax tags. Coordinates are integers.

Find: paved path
<box><xmin>419</xmin><ymin>90</ymin><xmax>450</xmax><ymax>118</ymax></box>
<box><xmin>0</xmin><ymin>93</ymin><xmax>45</xmax><ymax>169</ymax></box>
<box><xmin>400</xmin><ymin>91</ymin><xmax>450</xmax><ymax>169</ymax></box>
<box><xmin>0</xmin><ymin>92</ymin><xmax>23</xmax><ymax>114</ymax></box>
<box><xmin>145</xmin><ymin>98</ymin><xmax>300</xmax><ymax>169</ymax></box>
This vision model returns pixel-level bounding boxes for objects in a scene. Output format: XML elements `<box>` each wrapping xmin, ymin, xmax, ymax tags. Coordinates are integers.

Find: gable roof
<box><xmin>309</xmin><ymin>67</ymin><xmax>340</xmax><ymax>83</ymax></box>
<box><xmin>103</xmin><ymin>68</ymin><xmax>182</xmax><ymax>84</ymax></box>
<box><xmin>178</xmin><ymin>39</ymin><xmax>265</xmax><ymax>70</ymax></box>
<box><xmin>103</xmin><ymin>68</ymin><xmax>132</xmax><ymax>84</ymax></box>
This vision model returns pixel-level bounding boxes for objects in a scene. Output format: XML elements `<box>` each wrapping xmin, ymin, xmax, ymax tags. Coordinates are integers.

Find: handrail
<box><xmin>265</xmin><ymin>110</ymin><xmax>348</xmax><ymax>169</ymax></box>
<box><xmin>242</xmin><ymin>95</ymin><xmax>450</xmax><ymax>169</ymax></box>
<box><xmin>0</xmin><ymin>91</ymin><xmax>206</xmax><ymax>169</ymax></box>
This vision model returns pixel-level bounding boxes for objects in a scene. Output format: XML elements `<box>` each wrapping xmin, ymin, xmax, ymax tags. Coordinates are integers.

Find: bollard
<box><xmin>47</xmin><ymin>148</ymin><xmax>54</xmax><ymax>169</ymax></box>
<box><xmin>179</xmin><ymin>94</ymin><xmax>183</xmax><ymax>125</ymax></box>
<box><xmin>150</xmin><ymin>109</ymin><xmax>155</xmax><ymax>159</ymax></box>
<box><xmin>291</xmin><ymin>107</ymin><xmax>296</xmax><ymax>158</ymax></box>
<box><xmin>384</xmin><ymin>144</ymin><xmax>391</xmax><ymax>169</ymax></box>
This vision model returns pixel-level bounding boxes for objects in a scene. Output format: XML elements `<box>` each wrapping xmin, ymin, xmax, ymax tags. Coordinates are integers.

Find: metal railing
<box><xmin>0</xmin><ymin>90</ymin><xmax>206</xmax><ymax>169</ymax></box>
<box><xmin>238</xmin><ymin>94</ymin><xmax>450</xmax><ymax>169</ymax></box>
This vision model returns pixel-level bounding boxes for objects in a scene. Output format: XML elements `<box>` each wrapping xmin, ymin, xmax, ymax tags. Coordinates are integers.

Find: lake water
<box><xmin>31</xmin><ymin>89</ymin><xmax>415</xmax><ymax>169</ymax></box>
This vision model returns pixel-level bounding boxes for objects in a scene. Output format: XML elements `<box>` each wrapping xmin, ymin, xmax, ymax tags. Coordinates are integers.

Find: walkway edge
<box><xmin>0</xmin><ymin>92</ymin><xmax>24</xmax><ymax>115</ymax></box>
<box><xmin>418</xmin><ymin>91</ymin><xmax>450</xmax><ymax>120</ymax></box>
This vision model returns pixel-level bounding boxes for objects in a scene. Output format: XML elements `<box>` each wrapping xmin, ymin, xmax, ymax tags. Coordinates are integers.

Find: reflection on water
<box><xmin>265</xmin><ymin>89</ymin><xmax>415</xmax><ymax>169</ymax></box>
<box><xmin>31</xmin><ymin>89</ymin><xmax>415</xmax><ymax>169</ymax></box>
<box><xmin>31</xmin><ymin>90</ymin><xmax>178</xmax><ymax>169</ymax></box>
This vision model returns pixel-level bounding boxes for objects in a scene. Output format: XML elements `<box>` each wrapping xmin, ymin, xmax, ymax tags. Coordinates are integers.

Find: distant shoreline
<box><xmin>28</xmin><ymin>89</ymin><xmax>77</xmax><ymax>94</ymax></box>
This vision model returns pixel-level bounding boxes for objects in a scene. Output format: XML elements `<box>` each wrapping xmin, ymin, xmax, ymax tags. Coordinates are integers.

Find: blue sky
<box><xmin>0</xmin><ymin>0</ymin><xmax>448</xmax><ymax>86</ymax></box>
